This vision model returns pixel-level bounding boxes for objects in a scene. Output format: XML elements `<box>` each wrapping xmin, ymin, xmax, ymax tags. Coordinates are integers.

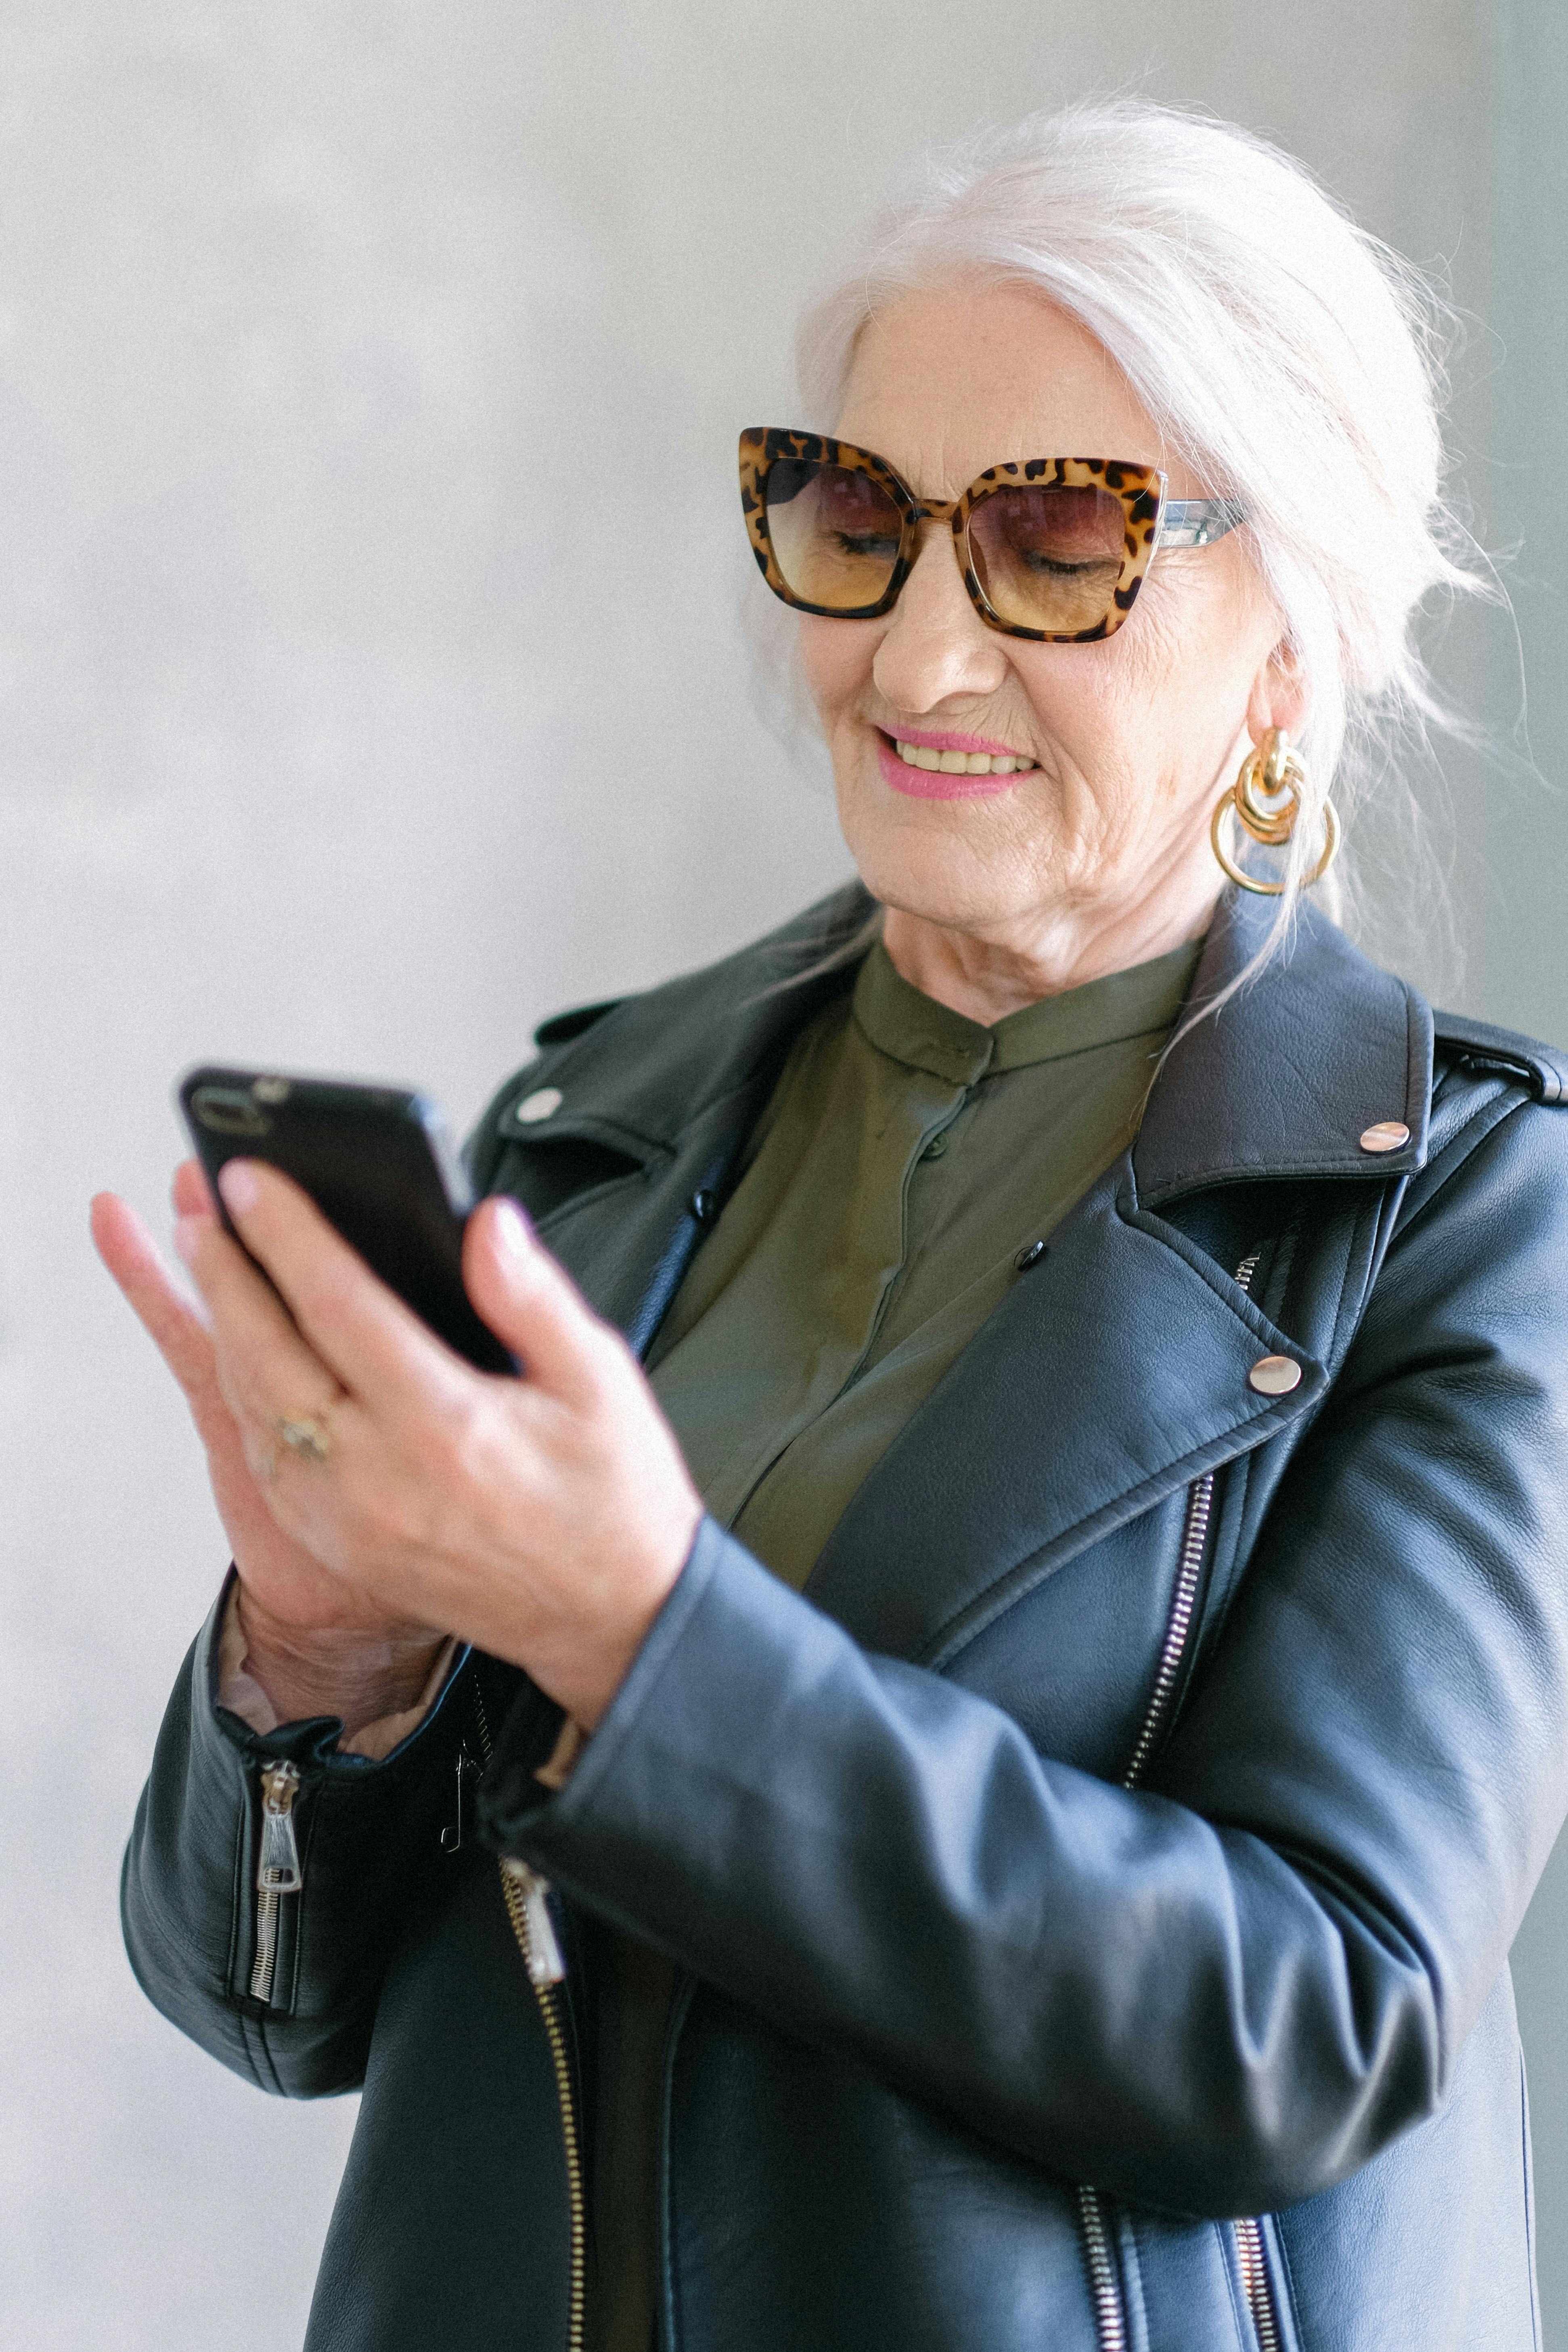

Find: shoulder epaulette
<box><xmin>533</xmin><ymin>998</ymin><xmax>625</xmax><ymax>1050</ymax></box>
<box><xmin>1433</xmin><ymin>1010</ymin><xmax>1568</xmax><ymax>1105</ymax></box>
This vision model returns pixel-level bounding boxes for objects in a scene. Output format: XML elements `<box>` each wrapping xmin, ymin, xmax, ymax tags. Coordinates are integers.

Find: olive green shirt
<box><xmin>586</xmin><ymin>935</ymin><xmax>1201</xmax><ymax>2352</ymax></box>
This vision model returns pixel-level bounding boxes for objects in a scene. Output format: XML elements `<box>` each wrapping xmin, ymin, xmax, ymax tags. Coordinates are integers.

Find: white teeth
<box><xmin>894</xmin><ymin>737</ymin><xmax>1033</xmax><ymax>776</ymax></box>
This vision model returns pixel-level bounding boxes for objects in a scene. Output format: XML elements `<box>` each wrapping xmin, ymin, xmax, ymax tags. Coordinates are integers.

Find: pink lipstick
<box><xmin>874</xmin><ymin>730</ymin><xmax>1031</xmax><ymax>802</ymax></box>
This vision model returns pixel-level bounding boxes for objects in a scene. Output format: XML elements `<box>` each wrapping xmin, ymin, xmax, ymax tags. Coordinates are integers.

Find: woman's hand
<box><xmin>92</xmin><ymin>1164</ymin><xmax>452</xmax><ymax>1727</ymax></box>
<box><xmin>94</xmin><ymin>1161</ymin><xmax>703</xmax><ymax>1730</ymax></box>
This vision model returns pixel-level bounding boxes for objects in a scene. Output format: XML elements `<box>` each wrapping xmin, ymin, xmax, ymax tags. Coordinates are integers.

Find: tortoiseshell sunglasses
<box><xmin>738</xmin><ymin>427</ymin><xmax>1245</xmax><ymax>644</ymax></box>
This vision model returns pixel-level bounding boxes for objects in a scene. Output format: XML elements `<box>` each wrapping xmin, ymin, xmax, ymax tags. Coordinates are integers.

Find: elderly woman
<box><xmin>97</xmin><ymin>98</ymin><xmax>1568</xmax><ymax>2352</ymax></box>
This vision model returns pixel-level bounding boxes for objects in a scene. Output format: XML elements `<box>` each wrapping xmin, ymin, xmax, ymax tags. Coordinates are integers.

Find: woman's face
<box><xmin>799</xmin><ymin>282</ymin><xmax>1296</xmax><ymax>961</ymax></box>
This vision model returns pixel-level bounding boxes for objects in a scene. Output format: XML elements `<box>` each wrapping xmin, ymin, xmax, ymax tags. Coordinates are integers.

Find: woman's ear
<box><xmin>1245</xmin><ymin>637</ymin><xmax>1308</xmax><ymax>741</ymax></box>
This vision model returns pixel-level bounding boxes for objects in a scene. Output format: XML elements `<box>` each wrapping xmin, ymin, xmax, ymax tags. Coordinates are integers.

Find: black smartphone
<box><xmin>177</xmin><ymin>1065</ymin><xmax>516</xmax><ymax>1374</ymax></box>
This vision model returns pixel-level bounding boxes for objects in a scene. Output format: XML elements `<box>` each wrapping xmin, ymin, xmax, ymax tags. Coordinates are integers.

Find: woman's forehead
<box><xmin>833</xmin><ymin>282</ymin><xmax>1166</xmax><ymax>498</ymax></box>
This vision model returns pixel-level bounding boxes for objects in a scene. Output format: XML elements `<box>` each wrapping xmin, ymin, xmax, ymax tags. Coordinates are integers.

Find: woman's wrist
<box><xmin>508</xmin><ymin>1489</ymin><xmax>704</xmax><ymax>1732</ymax></box>
<box><xmin>234</xmin><ymin>1583</ymin><xmax>448</xmax><ymax>1733</ymax></box>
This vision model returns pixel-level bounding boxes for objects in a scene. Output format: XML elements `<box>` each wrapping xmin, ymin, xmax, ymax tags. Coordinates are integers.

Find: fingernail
<box><xmin>173</xmin><ymin>1215</ymin><xmax>205</xmax><ymax>1267</ymax></box>
<box><xmin>493</xmin><ymin>1198</ymin><xmax>533</xmax><ymax>1258</ymax></box>
<box><xmin>218</xmin><ymin>1160</ymin><xmax>260</xmax><ymax>1215</ymax></box>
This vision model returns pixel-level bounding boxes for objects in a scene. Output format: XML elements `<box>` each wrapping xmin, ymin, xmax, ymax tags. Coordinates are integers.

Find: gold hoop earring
<box><xmin>1210</xmin><ymin>728</ymin><xmax>1340</xmax><ymax>897</ymax></box>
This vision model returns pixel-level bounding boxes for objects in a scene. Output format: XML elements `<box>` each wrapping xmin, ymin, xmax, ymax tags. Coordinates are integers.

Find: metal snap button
<box><xmin>516</xmin><ymin>1087</ymin><xmax>563</xmax><ymax>1125</ymax></box>
<box><xmin>1248</xmin><ymin>1355</ymin><xmax>1302</xmax><ymax>1397</ymax></box>
<box><xmin>1015</xmin><ymin>1239</ymin><xmax>1047</xmax><ymax>1272</ymax></box>
<box><xmin>1359</xmin><ymin>1120</ymin><xmax>1410</xmax><ymax>1154</ymax></box>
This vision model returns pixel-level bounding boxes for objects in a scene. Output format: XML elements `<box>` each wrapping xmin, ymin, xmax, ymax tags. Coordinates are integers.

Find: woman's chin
<box><xmin>840</xmin><ymin>830</ymin><xmax>1042</xmax><ymax>935</ymax></box>
<box><xmin>835</xmin><ymin>769</ymin><xmax>1049</xmax><ymax>931</ymax></box>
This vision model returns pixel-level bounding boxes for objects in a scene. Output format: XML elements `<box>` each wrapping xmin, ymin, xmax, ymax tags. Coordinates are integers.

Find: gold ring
<box><xmin>276</xmin><ymin>1411</ymin><xmax>332</xmax><ymax>1465</ymax></box>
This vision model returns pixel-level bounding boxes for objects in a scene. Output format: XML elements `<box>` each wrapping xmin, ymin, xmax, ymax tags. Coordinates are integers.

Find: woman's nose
<box><xmin>871</xmin><ymin>526</ymin><xmax>1009</xmax><ymax>714</ymax></box>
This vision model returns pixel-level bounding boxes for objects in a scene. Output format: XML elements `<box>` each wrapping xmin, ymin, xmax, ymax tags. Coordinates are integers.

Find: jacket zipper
<box><xmin>249</xmin><ymin>1759</ymin><xmax>304</xmax><ymax>2002</ymax></box>
<box><xmin>473</xmin><ymin>1683</ymin><xmax>586</xmax><ymax>2352</ymax></box>
<box><xmin>1079</xmin><ymin>1251</ymin><xmax>1283</xmax><ymax>2352</ymax></box>
<box><xmin>1076</xmin><ymin>2183</ymin><xmax>1128</xmax><ymax>2352</ymax></box>
<box><xmin>1234</xmin><ymin>2214</ymin><xmax>1282</xmax><ymax>2352</ymax></box>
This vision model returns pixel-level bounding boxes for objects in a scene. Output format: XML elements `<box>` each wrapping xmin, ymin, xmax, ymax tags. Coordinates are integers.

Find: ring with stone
<box><xmin>275</xmin><ymin>1410</ymin><xmax>333</xmax><ymax>1466</ymax></box>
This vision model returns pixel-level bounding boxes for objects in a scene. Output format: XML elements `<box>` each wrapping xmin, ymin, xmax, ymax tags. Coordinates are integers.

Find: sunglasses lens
<box><xmin>967</xmin><ymin>484</ymin><xmax>1128</xmax><ymax>635</ymax></box>
<box><xmin>764</xmin><ymin>459</ymin><xmax>904</xmax><ymax>611</ymax></box>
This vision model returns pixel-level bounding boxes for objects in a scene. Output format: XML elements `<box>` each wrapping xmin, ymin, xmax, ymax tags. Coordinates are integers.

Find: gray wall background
<box><xmin>0</xmin><ymin>2</ymin><xmax>1562</xmax><ymax>2343</ymax></box>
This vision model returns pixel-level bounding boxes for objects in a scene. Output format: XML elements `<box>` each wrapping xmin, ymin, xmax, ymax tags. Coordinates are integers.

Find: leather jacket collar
<box><xmin>500</xmin><ymin>880</ymin><xmax>1434</xmax><ymax>1196</ymax></box>
<box><xmin>1134</xmin><ymin>886</ymin><xmax>1430</xmax><ymax>1201</ymax></box>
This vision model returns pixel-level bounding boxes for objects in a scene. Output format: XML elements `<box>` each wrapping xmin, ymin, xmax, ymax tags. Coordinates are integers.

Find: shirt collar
<box><xmin>851</xmin><ymin>937</ymin><xmax>1203</xmax><ymax>1086</ymax></box>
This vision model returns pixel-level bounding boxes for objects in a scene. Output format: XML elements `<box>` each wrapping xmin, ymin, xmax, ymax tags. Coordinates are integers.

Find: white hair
<box><xmin>750</xmin><ymin>96</ymin><xmax>1494</xmax><ymax>990</ymax></box>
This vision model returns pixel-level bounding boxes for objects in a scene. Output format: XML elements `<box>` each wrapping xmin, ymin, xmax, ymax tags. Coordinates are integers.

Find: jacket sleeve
<box><xmin>475</xmin><ymin>1089</ymin><xmax>1568</xmax><ymax>2216</ymax></box>
<box><xmin>121</xmin><ymin>1575</ymin><xmax>483</xmax><ymax>2098</ymax></box>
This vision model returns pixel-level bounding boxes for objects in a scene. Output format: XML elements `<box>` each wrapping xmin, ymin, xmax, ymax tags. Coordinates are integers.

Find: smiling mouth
<box><xmin>884</xmin><ymin>731</ymin><xmax>1038</xmax><ymax>776</ymax></box>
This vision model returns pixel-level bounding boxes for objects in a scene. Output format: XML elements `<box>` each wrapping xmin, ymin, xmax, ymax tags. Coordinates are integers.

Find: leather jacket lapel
<box><xmin>802</xmin><ymin>896</ymin><xmax>1429</xmax><ymax>1666</ymax></box>
<box><xmin>802</xmin><ymin>1160</ymin><xmax>1325</xmax><ymax>1666</ymax></box>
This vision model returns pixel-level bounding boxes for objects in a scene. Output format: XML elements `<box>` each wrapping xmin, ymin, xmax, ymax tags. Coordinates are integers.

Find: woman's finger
<box><xmin>90</xmin><ymin>1192</ymin><xmax>218</xmax><ymax>1400</ymax></box>
<box><xmin>175</xmin><ymin>1207</ymin><xmax>348</xmax><ymax>1446</ymax></box>
<box><xmin>94</xmin><ymin>1191</ymin><xmax>379</xmax><ymax>1603</ymax></box>
<box><xmin>213</xmin><ymin>1159</ymin><xmax>475</xmax><ymax>1407</ymax></box>
<box><xmin>92</xmin><ymin>1194</ymin><xmax>265</xmax><ymax>1469</ymax></box>
<box><xmin>172</xmin><ymin>1157</ymin><xmax>215</xmax><ymax>1217</ymax></box>
<box><xmin>462</xmin><ymin>1196</ymin><xmax>625</xmax><ymax>1409</ymax></box>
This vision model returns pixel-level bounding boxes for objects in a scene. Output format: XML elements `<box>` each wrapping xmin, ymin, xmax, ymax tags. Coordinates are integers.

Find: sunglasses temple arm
<box><xmin>1155</xmin><ymin>498</ymin><xmax>1247</xmax><ymax>549</ymax></box>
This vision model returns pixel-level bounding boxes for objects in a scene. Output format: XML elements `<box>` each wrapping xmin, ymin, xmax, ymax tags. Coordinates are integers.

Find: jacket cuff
<box><xmin>476</xmin><ymin>1515</ymin><xmax>796</xmax><ymax>1866</ymax></box>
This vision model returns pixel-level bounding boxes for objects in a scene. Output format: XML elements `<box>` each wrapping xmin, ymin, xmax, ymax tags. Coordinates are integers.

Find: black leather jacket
<box><xmin>123</xmin><ymin>885</ymin><xmax>1568</xmax><ymax>2352</ymax></box>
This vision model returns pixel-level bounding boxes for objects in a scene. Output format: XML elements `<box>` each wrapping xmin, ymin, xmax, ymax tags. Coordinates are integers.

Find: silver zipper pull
<box><xmin>250</xmin><ymin>1759</ymin><xmax>304</xmax><ymax>2003</ymax></box>
<box><xmin>501</xmin><ymin>1857</ymin><xmax>565</xmax><ymax>1985</ymax></box>
<box><xmin>257</xmin><ymin>1760</ymin><xmax>304</xmax><ymax>1893</ymax></box>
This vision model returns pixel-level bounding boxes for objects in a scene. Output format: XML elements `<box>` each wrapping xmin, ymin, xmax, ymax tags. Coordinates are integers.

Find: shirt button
<box><xmin>1015</xmin><ymin>1239</ymin><xmax>1047</xmax><ymax>1272</ymax></box>
<box><xmin>690</xmin><ymin>1190</ymin><xmax>717</xmax><ymax>1225</ymax></box>
<box><xmin>1248</xmin><ymin>1355</ymin><xmax>1302</xmax><ymax>1396</ymax></box>
<box><xmin>921</xmin><ymin>1131</ymin><xmax>950</xmax><ymax>1160</ymax></box>
<box><xmin>1359</xmin><ymin>1120</ymin><xmax>1410</xmax><ymax>1154</ymax></box>
<box><xmin>516</xmin><ymin>1086</ymin><xmax>563</xmax><ymax>1125</ymax></box>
